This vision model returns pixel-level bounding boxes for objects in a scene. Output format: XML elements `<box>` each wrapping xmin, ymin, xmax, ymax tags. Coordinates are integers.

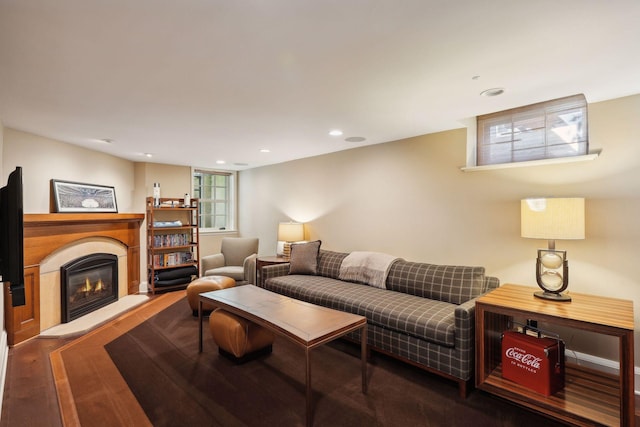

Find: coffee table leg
<box><xmin>306</xmin><ymin>347</ymin><xmax>312</xmax><ymax>427</ymax></box>
<box><xmin>198</xmin><ymin>300</ymin><xmax>203</xmax><ymax>353</ymax></box>
<box><xmin>361</xmin><ymin>323</ymin><xmax>367</xmax><ymax>393</ymax></box>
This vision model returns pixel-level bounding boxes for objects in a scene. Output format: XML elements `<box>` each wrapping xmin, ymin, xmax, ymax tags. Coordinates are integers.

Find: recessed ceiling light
<box><xmin>234</xmin><ymin>162</ymin><xmax>249</xmax><ymax>166</ymax></box>
<box><xmin>345</xmin><ymin>136</ymin><xmax>366</xmax><ymax>143</ymax></box>
<box><xmin>216</xmin><ymin>160</ymin><xmax>226</xmax><ymax>165</ymax></box>
<box><xmin>260</xmin><ymin>149</ymin><xmax>271</xmax><ymax>153</ymax></box>
<box><xmin>144</xmin><ymin>153</ymin><xmax>153</xmax><ymax>158</ymax></box>
<box><xmin>329</xmin><ymin>129</ymin><xmax>343</xmax><ymax>136</ymax></box>
<box><xmin>480</xmin><ymin>87</ymin><xmax>505</xmax><ymax>97</ymax></box>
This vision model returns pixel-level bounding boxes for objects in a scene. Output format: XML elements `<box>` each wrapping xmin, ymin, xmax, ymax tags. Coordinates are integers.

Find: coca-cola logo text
<box><xmin>505</xmin><ymin>346</ymin><xmax>542</xmax><ymax>372</ymax></box>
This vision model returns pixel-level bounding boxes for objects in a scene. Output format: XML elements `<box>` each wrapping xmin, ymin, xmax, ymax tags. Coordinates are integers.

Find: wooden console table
<box><xmin>475</xmin><ymin>284</ymin><xmax>635</xmax><ymax>426</ymax></box>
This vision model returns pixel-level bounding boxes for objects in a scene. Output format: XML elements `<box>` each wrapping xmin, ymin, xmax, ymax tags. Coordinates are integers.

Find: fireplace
<box><xmin>60</xmin><ymin>253</ymin><xmax>119</xmax><ymax>323</ymax></box>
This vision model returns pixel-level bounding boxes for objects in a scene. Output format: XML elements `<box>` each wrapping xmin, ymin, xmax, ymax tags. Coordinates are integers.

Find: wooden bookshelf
<box><xmin>146</xmin><ymin>197</ymin><xmax>199</xmax><ymax>294</ymax></box>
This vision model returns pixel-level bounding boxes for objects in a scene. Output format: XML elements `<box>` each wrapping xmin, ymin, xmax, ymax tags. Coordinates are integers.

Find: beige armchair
<box><xmin>201</xmin><ymin>237</ymin><xmax>259</xmax><ymax>285</ymax></box>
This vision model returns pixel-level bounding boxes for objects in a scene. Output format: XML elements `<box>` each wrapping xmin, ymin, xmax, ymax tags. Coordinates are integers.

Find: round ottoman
<box><xmin>186</xmin><ymin>275</ymin><xmax>236</xmax><ymax>315</ymax></box>
<box><xmin>209</xmin><ymin>309</ymin><xmax>275</xmax><ymax>363</ymax></box>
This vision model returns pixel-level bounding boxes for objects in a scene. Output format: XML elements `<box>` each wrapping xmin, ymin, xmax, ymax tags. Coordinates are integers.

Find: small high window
<box><xmin>193</xmin><ymin>169</ymin><xmax>236</xmax><ymax>232</ymax></box>
<box><xmin>476</xmin><ymin>94</ymin><xmax>588</xmax><ymax>166</ymax></box>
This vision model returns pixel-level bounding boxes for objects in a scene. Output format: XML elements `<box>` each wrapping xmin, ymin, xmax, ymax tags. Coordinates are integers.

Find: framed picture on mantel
<box><xmin>51</xmin><ymin>179</ymin><xmax>118</xmax><ymax>213</ymax></box>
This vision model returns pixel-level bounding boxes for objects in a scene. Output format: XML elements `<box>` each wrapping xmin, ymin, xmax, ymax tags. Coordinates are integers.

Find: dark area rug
<box><xmin>105</xmin><ymin>297</ymin><xmax>565</xmax><ymax>427</ymax></box>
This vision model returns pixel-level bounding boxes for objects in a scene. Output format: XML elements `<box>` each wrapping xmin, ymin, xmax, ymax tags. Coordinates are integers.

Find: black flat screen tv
<box><xmin>0</xmin><ymin>166</ymin><xmax>25</xmax><ymax>307</ymax></box>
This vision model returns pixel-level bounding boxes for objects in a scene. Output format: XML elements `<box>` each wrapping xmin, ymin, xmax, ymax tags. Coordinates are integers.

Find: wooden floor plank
<box><xmin>50</xmin><ymin>350</ymin><xmax>81</xmax><ymax>427</ymax></box>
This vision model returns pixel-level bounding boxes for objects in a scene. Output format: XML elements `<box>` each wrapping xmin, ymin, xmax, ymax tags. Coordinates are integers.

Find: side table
<box><xmin>475</xmin><ymin>283</ymin><xmax>635</xmax><ymax>426</ymax></box>
<box><xmin>256</xmin><ymin>255</ymin><xmax>290</xmax><ymax>286</ymax></box>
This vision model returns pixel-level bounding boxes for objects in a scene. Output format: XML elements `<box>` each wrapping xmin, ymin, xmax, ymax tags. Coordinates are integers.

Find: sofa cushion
<box><xmin>316</xmin><ymin>250</ymin><xmax>349</xmax><ymax>279</ymax></box>
<box><xmin>288</xmin><ymin>240</ymin><xmax>321</xmax><ymax>275</ymax></box>
<box><xmin>264</xmin><ymin>275</ymin><xmax>456</xmax><ymax>347</ymax></box>
<box><xmin>386</xmin><ymin>261</ymin><xmax>486</xmax><ymax>305</ymax></box>
<box><xmin>204</xmin><ymin>266</ymin><xmax>245</xmax><ymax>281</ymax></box>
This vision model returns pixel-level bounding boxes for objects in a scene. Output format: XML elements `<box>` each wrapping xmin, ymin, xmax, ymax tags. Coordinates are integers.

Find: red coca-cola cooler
<box><xmin>501</xmin><ymin>330</ymin><xmax>565</xmax><ymax>396</ymax></box>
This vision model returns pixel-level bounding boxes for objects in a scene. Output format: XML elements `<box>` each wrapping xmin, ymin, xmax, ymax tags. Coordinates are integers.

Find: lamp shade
<box><xmin>278</xmin><ymin>222</ymin><xmax>304</xmax><ymax>242</ymax></box>
<box><xmin>521</xmin><ymin>198</ymin><xmax>585</xmax><ymax>240</ymax></box>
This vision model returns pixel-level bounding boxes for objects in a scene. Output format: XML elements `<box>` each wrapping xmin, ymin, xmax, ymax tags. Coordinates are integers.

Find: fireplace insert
<box><xmin>60</xmin><ymin>253</ymin><xmax>118</xmax><ymax>323</ymax></box>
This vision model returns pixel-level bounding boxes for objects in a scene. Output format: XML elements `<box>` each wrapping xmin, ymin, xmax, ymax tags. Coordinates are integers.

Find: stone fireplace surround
<box><xmin>39</xmin><ymin>238</ymin><xmax>128</xmax><ymax>331</ymax></box>
<box><xmin>4</xmin><ymin>213</ymin><xmax>144</xmax><ymax>346</ymax></box>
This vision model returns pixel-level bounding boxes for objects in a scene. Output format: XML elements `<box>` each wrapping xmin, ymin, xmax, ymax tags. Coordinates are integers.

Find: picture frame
<box><xmin>51</xmin><ymin>179</ymin><xmax>118</xmax><ymax>213</ymax></box>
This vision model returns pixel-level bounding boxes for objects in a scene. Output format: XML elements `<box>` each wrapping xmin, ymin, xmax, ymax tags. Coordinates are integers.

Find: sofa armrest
<box><xmin>454</xmin><ymin>298</ymin><xmax>477</xmax><ymax>352</ymax></box>
<box><xmin>483</xmin><ymin>276</ymin><xmax>500</xmax><ymax>293</ymax></box>
<box><xmin>260</xmin><ymin>262</ymin><xmax>290</xmax><ymax>287</ymax></box>
<box><xmin>243</xmin><ymin>254</ymin><xmax>257</xmax><ymax>285</ymax></box>
<box><xmin>452</xmin><ymin>297</ymin><xmax>481</xmax><ymax>382</ymax></box>
<box><xmin>201</xmin><ymin>253</ymin><xmax>225</xmax><ymax>274</ymax></box>
<box><xmin>454</xmin><ymin>288</ymin><xmax>497</xmax><ymax>368</ymax></box>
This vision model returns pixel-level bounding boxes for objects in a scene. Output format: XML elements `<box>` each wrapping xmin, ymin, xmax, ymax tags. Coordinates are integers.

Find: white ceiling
<box><xmin>1</xmin><ymin>1</ymin><xmax>639</xmax><ymax>171</ymax></box>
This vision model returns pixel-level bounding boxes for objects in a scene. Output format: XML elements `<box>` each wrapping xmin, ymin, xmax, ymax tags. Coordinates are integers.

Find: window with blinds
<box><xmin>476</xmin><ymin>94</ymin><xmax>588</xmax><ymax>166</ymax></box>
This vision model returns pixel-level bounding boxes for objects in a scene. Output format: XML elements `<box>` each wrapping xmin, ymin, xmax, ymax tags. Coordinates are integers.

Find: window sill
<box><xmin>460</xmin><ymin>150</ymin><xmax>601</xmax><ymax>172</ymax></box>
<box><xmin>199</xmin><ymin>229</ymin><xmax>238</xmax><ymax>235</ymax></box>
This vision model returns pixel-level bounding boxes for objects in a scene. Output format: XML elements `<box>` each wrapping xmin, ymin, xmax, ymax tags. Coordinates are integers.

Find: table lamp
<box><xmin>521</xmin><ymin>198</ymin><xmax>585</xmax><ymax>302</ymax></box>
<box><xmin>277</xmin><ymin>222</ymin><xmax>305</xmax><ymax>258</ymax></box>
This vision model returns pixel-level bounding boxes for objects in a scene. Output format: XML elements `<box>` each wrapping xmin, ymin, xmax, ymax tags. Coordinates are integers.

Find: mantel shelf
<box><xmin>25</xmin><ymin>213</ymin><xmax>145</xmax><ymax>226</ymax></box>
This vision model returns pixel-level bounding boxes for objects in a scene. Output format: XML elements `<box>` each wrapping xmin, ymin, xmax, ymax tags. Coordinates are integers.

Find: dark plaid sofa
<box><xmin>259</xmin><ymin>249</ymin><xmax>499</xmax><ymax>397</ymax></box>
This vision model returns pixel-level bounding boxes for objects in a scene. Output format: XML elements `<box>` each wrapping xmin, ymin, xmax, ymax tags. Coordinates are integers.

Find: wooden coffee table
<box><xmin>198</xmin><ymin>285</ymin><xmax>368</xmax><ymax>426</ymax></box>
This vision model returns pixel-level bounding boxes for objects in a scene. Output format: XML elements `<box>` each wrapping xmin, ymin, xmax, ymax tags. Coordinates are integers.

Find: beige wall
<box><xmin>1</xmin><ymin>94</ymin><xmax>639</xmax><ymax>366</ymax></box>
<box><xmin>2</xmin><ymin>128</ymin><xmax>135</xmax><ymax>213</ymax></box>
<box><xmin>239</xmin><ymin>94</ymin><xmax>640</xmax><ymax>364</ymax></box>
<box><xmin>134</xmin><ymin>162</ymin><xmax>192</xmax><ymax>210</ymax></box>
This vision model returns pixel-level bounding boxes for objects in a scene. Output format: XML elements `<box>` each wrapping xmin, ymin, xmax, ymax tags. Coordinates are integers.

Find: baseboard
<box><xmin>0</xmin><ymin>330</ymin><xmax>9</xmax><ymax>419</ymax></box>
<box><xmin>568</xmin><ymin>349</ymin><xmax>639</xmax><ymax>395</ymax></box>
<box><xmin>139</xmin><ymin>280</ymin><xmax>148</xmax><ymax>294</ymax></box>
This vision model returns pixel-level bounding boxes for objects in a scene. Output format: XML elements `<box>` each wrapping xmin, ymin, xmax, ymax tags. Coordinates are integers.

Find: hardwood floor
<box><xmin>1</xmin><ymin>292</ymin><xmax>182</xmax><ymax>427</ymax></box>
<box><xmin>1</xmin><ymin>337</ymin><xmax>70</xmax><ymax>427</ymax></box>
<box><xmin>2</xmin><ymin>306</ymin><xmax>639</xmax><ymax>426</ymax></box>
<box><xmin>1</xmin><ymin>292</ymin><xmax>161</xmax><ymax>427</ymax></box>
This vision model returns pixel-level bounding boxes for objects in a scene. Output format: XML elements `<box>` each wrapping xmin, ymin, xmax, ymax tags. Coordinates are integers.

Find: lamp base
<box><xmin>282</xmin><ymin>242</ymin><xmax>292</xmax><ymax>258</ymax></box>
<box><xmin>534</xmin><ymin>291</ymin><xmax>571</xmax><ymax>302</ymax></box>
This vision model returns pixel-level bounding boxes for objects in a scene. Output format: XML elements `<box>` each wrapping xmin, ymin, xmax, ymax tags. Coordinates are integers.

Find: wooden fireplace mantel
<box><xmin>23</xmin><ymin>213</ymin><xmax>145</xmax><ymax>267</ymax></box>
<box><xmin>4</xmin><ymin>213</ymin><xmax>145</xmax><ymax>346</ymax></box>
